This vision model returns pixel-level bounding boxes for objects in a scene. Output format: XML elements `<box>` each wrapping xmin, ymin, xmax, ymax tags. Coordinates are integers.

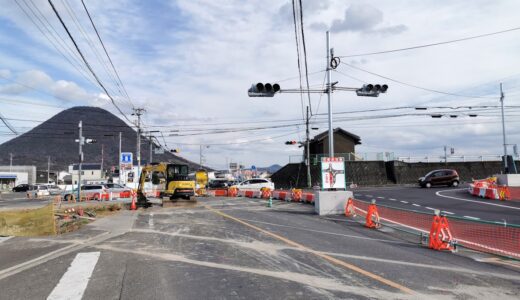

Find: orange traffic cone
<box><xmin>365</xmin><ymin>200</ymin><xmax>380</xmax><ymax>228</ymax></box>
<box><xmin>130</xmin><ymin>192</ymin><xmax>137</xmax><ymax>210</ymax></box>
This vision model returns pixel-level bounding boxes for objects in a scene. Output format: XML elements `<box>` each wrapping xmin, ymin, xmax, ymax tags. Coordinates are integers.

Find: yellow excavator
<box><xmin>137</xmin><ymin>162</ymin><xmax>196</xmax><ymax>206</ymax></box>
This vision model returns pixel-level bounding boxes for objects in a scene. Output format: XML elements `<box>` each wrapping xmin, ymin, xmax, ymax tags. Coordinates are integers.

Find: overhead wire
<box><xmin>338</xmin><ymin>25</ymin><xmax>520</xmax><ymax>58</ymax></box>
<box><xmin>298</xmin><ymin>0</ymin><xmax>312</xmax><ymax>114</ymax></box>
<box><xmin>291</xmin><ymin>0</ymin><xmax>305</xmax><ymax>121</ymax></box>
<box><xmin>47</xmin><ymin>0</ymin><xmax>132</xmax><ymax>124</ymax></box>
<box><xmin>341</xmin><ymin>61</ymin><xmax>499</xmax><ymax>99</ymax></box>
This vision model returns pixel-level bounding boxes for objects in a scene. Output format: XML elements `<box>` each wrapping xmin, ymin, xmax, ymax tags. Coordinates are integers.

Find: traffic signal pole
<box><xmin>326</xmin><ymin>31</ymin><xmax>334</xmax><ymax>157</ymax></box>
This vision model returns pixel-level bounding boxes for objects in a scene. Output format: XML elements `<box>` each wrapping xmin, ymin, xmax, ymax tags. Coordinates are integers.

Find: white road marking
<box><xmin>400</xmin><ymin>201</ymin><xmax>408</xmax><ymax>204</ymax></box>
<box><xmin>365</xmin><ymin>195</ymin><xmax>373</xmax><ymax>197</ymax></box>
<box><xmin>354</xmin><ymin>193</ymin><xmax>361</xmax><ymax>197</ymax></box>
<box><xmin>0</xmin><ymin>236</ymin><xmax>13</xmax><ymax>243</ymax></box>
<box><xmin>436</xmin><ymin>189</ymin><xmax>520</xmax><ymax>211</ymax></box>
<box><xmin>442</xmin><ymin>211</ymin><xmax>454</xmax><ymax>215</ymax></box>
<box><xmin>377</xmin><ymin>196</ymin><xmax>385</xmax><ymax>199</ymax></box>
<box><xmin>412</xmin><ymin>204</ymin><xmax>421</xmax><ymax>207</ymax></box>
<box><xmin>389</xmin><ymin>198</ymin><xmax>397</xmax><ymax>201</ymax></box>
<box><xmin>47</xmin><ymin>252</ymin><xmax>100</xmax><ymax>300</ymax></box>
<box><xmin>149</xmin><ymin>213</ymin><xmax>154</xmax><ymax>228</ymax></box>
<box><xmin>425</xmin><ymin>207</ymin><xmax>436</xmax><ymax>211</ymax></box>
<box><xmin>464</xmin><ymin>216</ymin><xmax>480</xmax><ymax>220</ymax></box>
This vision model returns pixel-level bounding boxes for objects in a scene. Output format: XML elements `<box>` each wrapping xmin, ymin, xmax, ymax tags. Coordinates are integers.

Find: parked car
<box><xmin>234</xmin><ymin>178</ymin><xmax>275</xmax><ymax>191</ymax></box>
<box><xmin>26</xmin><ymin>184</ymin><xmax>50</xmax><ymax>198</ymax></box>
<box><xmin>45</xmin><ymin>184</ymin><xmax>62</xmax><ymax>195</ymax></box>
<box><xmin>208</xmin><ymin>179</ymin><xmax>230</xmax><ymax>189</ymax></box>
<box><xmin>418</xmin><ymin>169</ymin><xmax>460</xmax><ymax>188</ymax></box>
<box><xmin>12</xmin><ymin>184</ymin><xmax>32</xmax><ymax>192</ymax></box>
<box><xmin>62</xmin><ymin>184</ymin><xmax>109</xmax><ymax>201</ymax></box>
<box><xmin>104</xmin><ymin>183</ymin><xmax>132</xmax><ymax>198</ymax></box>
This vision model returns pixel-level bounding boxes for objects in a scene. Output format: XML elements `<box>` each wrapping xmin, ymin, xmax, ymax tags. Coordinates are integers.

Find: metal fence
<box><xmin>289</xmin><ymin>152</ymin><xmax>396</xmax><ymax>164</ymax></box>
<box><xmin>396</xmin><ymin>155</ymin><xmax>505</xmax><ymax>163</ymax></box>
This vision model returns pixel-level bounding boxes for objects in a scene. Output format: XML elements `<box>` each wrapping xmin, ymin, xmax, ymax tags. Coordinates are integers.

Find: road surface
<box><xmin>1</xmin><ymin>196</ymin><xmax>519</xmax><ymax>299</ymax></box>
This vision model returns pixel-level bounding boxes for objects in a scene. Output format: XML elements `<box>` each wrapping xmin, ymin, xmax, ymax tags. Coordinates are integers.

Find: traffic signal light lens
<box><xmin>273</xmin><ymin>83</ymin><xmax>280</xmax><ymax>92</ymax></box>
<box><xmin>366</xmin><ymin>84</ymin><xmax>373</xmax><ymax>91</ymax></box>
<box><xmin>265</xmin><ymin>83</ymin><xmax>273</xmax><ymax>92</ymax></box>
<box><xmin>381</xmin><ymin>84</ymin><xmax>388</xmax><ymax>92</ymax></box>
<box><xmin>256</xmin><ymin>83</ymin><xmax>264</xmax><ymax>91</ymax></box>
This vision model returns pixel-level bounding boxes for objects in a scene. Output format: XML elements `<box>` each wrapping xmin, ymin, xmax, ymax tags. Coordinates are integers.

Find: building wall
<box><xmin>311</xmin><ymin>133</ymin><xmax>356</xmax><ymax>155</ymax></box>
<box><xmin>0</xmin><ymin>166</ymin><xmax>36</xmax><ymax>184</ymax></box>
<box><xmin>0</xmin><ymin>172</ymin><xmax>29</xmax><ymax>190</ymax></box>
<box><xmin>71</xmin><ymin>169</ymin><xmax>104</xmax><ymax>184</ymax></box>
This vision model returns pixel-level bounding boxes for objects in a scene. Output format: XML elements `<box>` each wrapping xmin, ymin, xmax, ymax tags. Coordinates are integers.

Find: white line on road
<box><xmin>412</xmin><ymin>204</ymin><xmax>421</xmax><ymax>207</ymax></box>
<box><xmin>425</xmin><ymin>207</ymin><xmax>436</xmax><ymax>211</ymax></box>
<box><xmin>354</xmin><ymin>194</ymin><xmax>361</xmax><ymax>196</ymax></box>
<box><xmin>463</xmin><ymin>216</ymin><xmax>481</xmax><ymax>220</ymax></box>
<box><xmin>365</xmin><ymin>195</ymin><xmax>373</xmax><ymax>197</ymax></box>
<box><xmin>436</xmin><ymin>190</ymin><xmax>520</xmax><ymax>211</ymax></box>
<box><xmin>377</xmin><ymin>196</ymin><xmax>385</xmax><ymax>199</ymax></box>
<box><xmin>389</xmin><ymin>198</ymin><xmax>397</xmax><ymax>201</ymax></box>
<box><xmin>400</xmin><ymin>201</ymin><xmax>408</xmax><ymax>204</ymax></box>
<box><xmin>0</xmin><ymin>236</ymin><xmax>13</xmax><ymax>243</ymax></box>
<box><xmin>149</xmin><ymin>213</ymin><xmax>154</xmax><ymax>228</ymax></box>
<box><xmin>47</xmin><ymin>252</ymin><xmax>100</xmax><ymax>300</ymax></box>
<box><xmin>442</xmin><ymin>211</ymin><xmax>455</xmax><ymax>215</ymax></box>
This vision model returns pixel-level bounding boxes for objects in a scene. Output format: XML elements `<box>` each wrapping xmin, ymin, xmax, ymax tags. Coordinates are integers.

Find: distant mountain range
<box><xmin>0</xmin><ymin>106</ymin><xmax>200</xmax><ymax>172</ymax></box>
<box><xmin>256</xmin><ymin>164</ymin><xmax>282</xmax><ymax>173</ymax></box>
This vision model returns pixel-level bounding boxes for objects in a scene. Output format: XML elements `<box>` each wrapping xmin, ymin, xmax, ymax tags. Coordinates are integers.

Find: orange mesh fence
<box><xmin>351</xmin><ymin>199</ymin><xmax>520</xmax><ymax>259</ymax></box>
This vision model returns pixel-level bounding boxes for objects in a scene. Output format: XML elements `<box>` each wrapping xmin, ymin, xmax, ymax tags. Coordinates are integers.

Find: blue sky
<box><xmin>1</xmin><ymin>0</ymin><xmax>520</xmax><ymax>169</ymax></box>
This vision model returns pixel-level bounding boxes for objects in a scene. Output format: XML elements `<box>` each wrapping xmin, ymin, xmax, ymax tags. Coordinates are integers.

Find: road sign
<box><xmin>120</xmin><ymin>152</ymin><xmax>133</xmax><ymax>170</ymax></box>
<box><xmin>251</xmin><ymin>165</ymin><xmax>256</xmax><ymax>170</ymax></box>
<box><xmin>321</xmin><ymin>157</ymin><xmax>346</xmax><ymax>190</ymax></box>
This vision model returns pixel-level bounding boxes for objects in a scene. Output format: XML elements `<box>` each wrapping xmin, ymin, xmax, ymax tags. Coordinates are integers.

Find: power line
<box><xmin>341</xmin><ymin>61</ymin><xmax>499</xmax><ymax>99</ymax></box>
<box><xmin>47</xmin><ymin>0</ymin><xmax>132</xmax><ymax>124</ymax></box>
<box><xmin>291</xmin><ymin>0</ymin><xmax>305</xmax><ymax>121</ymax></box>
<box><xmin>298</xmin><ymin>0</ymin><xmax>312</xmax><ymax>114</ymax></box>
<box><xmin>80</xmin><ymin>0</ymin><xmax>134</xmax><ymax>107</ymax></box>
<box><xmin>338</xmin><ymin>26</ymin><xmax>520</xmax><ymax>58</ymax></box>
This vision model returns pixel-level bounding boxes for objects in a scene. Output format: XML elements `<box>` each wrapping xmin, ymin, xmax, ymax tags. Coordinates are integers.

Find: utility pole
<box><xmin>199</xmin><ymin>145</ymin><xmax>203</xmax><ymax>169</ymax></box>
<box><xmin>78</xmin><ymin>121</ymin><xmax>83</xmax><ymax>201</ymax></box>
<box><xmin>149</xmin><ymin>133</ymin><xmax>153</xmax><ymax>164</ymax></box>
<box><xmin>133</xmin><ymin>108</ymin><xmax>145</xmax><ymax>180</ymax></box>
<box><xmin>47</xmin><ymin>156</ymin><xmax>50</xmax><ymax>184</ymax></box>
<box><xmin>326</xmin><ymin>31</ymin><xmax>334</xmax><ymax>157</ymax></box>
<box><xmin>119</xmin><ymin>132</ymin><xmax>122</xmax><ymax>184</ymax></box>
<box><xmin>500</xmin><ymin>83</ymin><xmax>508</xmax><ymax>173</ymax></box>
<box><xmin>305</xmin><ymin>106</ymin><xmax>312</xmax><ymax>188</ymax></box>
<box><xmin>9</xmin><ymin>153</ymin><xmax>12</xmax><ymax>172</ymax></box>
<box><xmin>101</xmin><ymin>144</ymin><xmax>104</xmax><ymax>176</ymax></box>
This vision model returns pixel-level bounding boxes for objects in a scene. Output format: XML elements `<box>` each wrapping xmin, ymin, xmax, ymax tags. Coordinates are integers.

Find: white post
<box><xmin>326</xmin><ymin>31</ymin><xmax>334</xmax><ymax>158</ymax></box>
<box><xmin>500</xmin><ymin>83</ymin><xmax>508</xmax><ymax>173</ymax></box>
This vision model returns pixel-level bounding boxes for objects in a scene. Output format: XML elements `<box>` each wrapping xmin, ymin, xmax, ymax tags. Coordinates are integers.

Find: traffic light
<box><xmin>248</xmin><ymin>82</ymin><xmax>281</xmax><ymax>97</ymax></box>
<box><xmin>285</xmin><ymin>141</ymin><xmax>297</xmax><ymax>145</ymax></box>
<box><xmin>356</xmin><ymin>84</ymin><xmax>388</xmax><ymax>97</ymax></box>
<box><xmin>170</xmin><ymin>148</ymin><xmax>180</xmax><ymax>153</ymax></box>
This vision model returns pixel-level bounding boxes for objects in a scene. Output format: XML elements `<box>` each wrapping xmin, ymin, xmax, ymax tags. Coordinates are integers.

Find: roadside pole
<box><xmin>444</xmin><ymin>146</ymin><xmax>447</xmax><ymax>165</ymax></box>
<box><xmin>78</xmin><ymin>121</ymin><xmax>83</xmax><ymax>201</ymax></box>
<box><xmin>133</xmin><ymin>108</ymin><xmax>145</xmax><ymax>183</ymax></box>
<box><xmin>500</xmin><ymin>83</ymin><xmax>508</xmax><ymax>173</ymax></box>
<box><xmin>149</xmin><ymin>133</ymin><xmax>153</xmax><ymax>164</ymax></box>
<box><xmin>9</xmin><ymin>153</ymin><xmax>12</xmax><ymax>172</ymax></box>
<box><xmin>47</xmin><ymin>156</ymin><xmax>50</xmax><ymax>184</ymax></box>
<box><xmin>306</xmin><ymin>106</ymin><xmax>312</xmax><ymax>188</ymax></box>
<box><xmin>119</xmin><ymin>132</ymin><xmax>122</xmax><ymax>185</ymax></box>
<box><xmin>326</xmin><ymin>31</ymin><xmax>334</xmax><ymax>157</ymax></box>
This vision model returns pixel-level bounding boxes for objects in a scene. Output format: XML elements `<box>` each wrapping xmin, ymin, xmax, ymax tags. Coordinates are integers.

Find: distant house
<box><xmin>306</xmin><ymin>128</ymin><xmax>361</xmax><ymax>158</ymax></box>
<box><xmin>69</xmin><ymin>163</ymin><xmax>104</xmax><ymax>184</ymax></box>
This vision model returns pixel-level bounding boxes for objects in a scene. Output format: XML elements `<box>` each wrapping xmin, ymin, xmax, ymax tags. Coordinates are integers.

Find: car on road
<box><xmin>12</xmin><ymin>184</ymin><xmax>32</xmax><ymax>192</ymax></box>
<box><xmin>44</xmin><ymin>184</ymin><xmax>62</xmax><ymax>195</ymax></box>
<box><xmin>62</xmin><ymin>184</ymin><xmax>109</xmax><ymax>201</ymax></box>
<box><xmin>234</xmin><ymin>178</ymin><xmax>275</xmax><ymax>191</ymax></box>
<box><xmin>26</xmin><ymin>184</ymin><xmax>51</xmax><ymax>198</ymax></box>
<box><xmin>104</xmin><ymin>183</ymin><xmax>132</xmax><ymax>198</ymax></box>
<box><xmin>418</xmin><ymin>169</ymin><xmax>460</xmax><ymax>188</ymax></box>
<box><xmin>208</xmin><ymin>179</ymin><xmax>230</xmax><ymax>189</ymax></box>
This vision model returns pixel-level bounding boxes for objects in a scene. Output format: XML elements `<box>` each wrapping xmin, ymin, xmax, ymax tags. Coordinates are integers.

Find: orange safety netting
<box><xmin>351</xmin><ymin>199</ymin><xmax>520</xmax><ymax>259</ymax></box>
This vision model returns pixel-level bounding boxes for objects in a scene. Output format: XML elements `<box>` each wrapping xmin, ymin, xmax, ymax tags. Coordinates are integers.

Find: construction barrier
<box><xmin>0</xmin><ymin>204</ymin><xmax>56</xmax><ymax>236</ymax></box>
<box><xmin>347</xmin><ymin>199</ymin><xmax>520</xmax><ymax>259</ymax></box>
<box><xmin>344</xmin><ymin>198</ymin><xmax>355</xmax><ymax>217</ymax></box>
<box><xmin>291</xmin><ymin>189</ymin><xmax>302</xmax><ymax>202</ymax></box>
<box><xmin>429</xmin><ymin>214</ymin><xmax>454</xmax><ymax>251</ymax></box>
<box><xmin>468</xmin><ymin>177</ymin><xmax>514</xmax><ymax>201</ymax></box>
<box><xmin>260</xmin><ymin>188</ymin><xmax>272</xmax><ymax>199</ymax></box>
<box><xmin>228</xmin><ymin>187</ymin><xmax>238</xmax><ymax>197</ymax></box>
<box><xmin>365</xmin><ymin>201</ymin><xmax>380</xmax><ymax>229</ymax></box>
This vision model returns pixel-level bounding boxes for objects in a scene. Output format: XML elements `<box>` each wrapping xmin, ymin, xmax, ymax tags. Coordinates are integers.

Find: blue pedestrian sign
<box><xmin>251</xmin><ymin>165</ymin><xmax>256</xmax><ymax>170</ymax></box>
<box><xmin>121</xmin><ymin>152</ymin><xmax>133</xmax><ymax>163</ymax></box>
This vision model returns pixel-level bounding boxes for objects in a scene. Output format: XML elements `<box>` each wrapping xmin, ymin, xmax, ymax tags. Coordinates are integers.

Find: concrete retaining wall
<box><xmin>271</xmin><ymin>160</ymin><xmax>520</xmax><ymax>188</ymax></box>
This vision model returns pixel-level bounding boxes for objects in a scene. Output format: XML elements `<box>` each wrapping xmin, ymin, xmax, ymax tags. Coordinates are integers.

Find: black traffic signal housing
<box><xmin>356</xmin><ymin>84</ymin><xmax>388</xmax><ymax>97</ymax></box>
<box><xmin>285</xmin><ymin>140</ymin><xmax>297</xmax><ymax>145</ymax></box>
<box><xmin>248</xmin><ymin>82</ymin><xmax>281</xmax><ymax>97</ymax></box>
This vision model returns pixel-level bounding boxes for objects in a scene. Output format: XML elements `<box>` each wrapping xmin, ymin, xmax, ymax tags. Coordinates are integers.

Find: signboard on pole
<box><xmin>321</xmin><ymin>157</ymin><xmax>346</xmax><ymax>189</ymax></box>
<box><xmin>120</xmin><ymin>152</ymin><xmax>133</xmax><ymax>170</ymax></box>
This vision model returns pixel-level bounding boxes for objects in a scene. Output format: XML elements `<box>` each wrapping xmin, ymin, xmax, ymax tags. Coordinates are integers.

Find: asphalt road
<box><xmin>353</xmin><ymin>185</ymin><xmax>520</xmax><ymax>225</ymax></box>
<box><xmin>1</xmin><ymin>196</ymin><xmax>520</xmax><ymax>299</ymax></box>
